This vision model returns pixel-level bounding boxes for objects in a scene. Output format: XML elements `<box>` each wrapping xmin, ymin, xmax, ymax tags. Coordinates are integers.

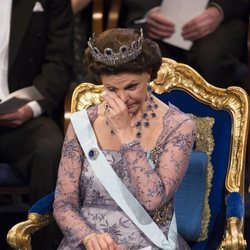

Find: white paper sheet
<box><xmin>160</xmin><ymin>0</ymin><xmax>208</xmax><ymax>50</ymax></box>
<box><xmin>0</xmin><ymin>86</ymin><xmax>43</xmax><ymax>114</ymax></box>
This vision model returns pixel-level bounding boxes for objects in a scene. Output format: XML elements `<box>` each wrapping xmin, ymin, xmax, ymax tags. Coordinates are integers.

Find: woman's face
<box><xmin>101</xmin><ymin>72</ymin><xmax>150</xmax><ymax>115</ymax></box>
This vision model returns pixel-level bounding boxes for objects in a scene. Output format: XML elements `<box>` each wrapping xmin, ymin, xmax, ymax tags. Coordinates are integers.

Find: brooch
<box><xmin>88</xmin><ymin>148</ymin><xmax>99</xmax><ymax>160</ymax></box>
<box><xmin>150</xmin><ymin>204</ymin><xmax>172</xmax><ymax>224</ymax></box>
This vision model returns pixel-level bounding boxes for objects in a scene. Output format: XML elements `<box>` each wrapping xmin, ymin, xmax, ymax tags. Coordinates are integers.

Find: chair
<box><xmin>7</xmin><ymin>58</ymin><xmax>249</xmax><ymax>249</ymax></box>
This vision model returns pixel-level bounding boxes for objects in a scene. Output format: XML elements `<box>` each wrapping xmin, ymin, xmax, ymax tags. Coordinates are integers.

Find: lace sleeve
<box><xmin>121</xmin><ymin>114</ymin><xmax>196</xmax><ymax>211</ymax></box>
<box><xmin>53</xmin><ymin>122</ymin><xmax>96</xmax><ymax>248</ymax></box>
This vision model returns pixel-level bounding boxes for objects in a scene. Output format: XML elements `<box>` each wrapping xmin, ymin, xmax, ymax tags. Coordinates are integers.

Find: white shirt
<box><xmin>0</xmin><ymin>0</ymin><xmax>42</xmax><ymax>117</ymax></box>
<box><xmin>0</xmin><ymin>0</ymin><xmax>12</xmax><ymax>101</ymax></box>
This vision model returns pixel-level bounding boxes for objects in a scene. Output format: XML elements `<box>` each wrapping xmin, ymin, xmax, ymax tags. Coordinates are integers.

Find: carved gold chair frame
<box><xmin>7</xmin><ymin>58</ymin><xmax>249</xmax><ymax>250</ymax></box>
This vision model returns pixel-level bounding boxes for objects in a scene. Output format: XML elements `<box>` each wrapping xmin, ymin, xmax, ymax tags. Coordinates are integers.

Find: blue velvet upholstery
<box><xmin>226</xmin><ymin>192</ymin><xmax>244</xmax><ymax>219</ymax></box>
<box><xmin>29</xmin><ymin>192</ymin><xmax>54</xmax><ymax>215</ymax></box>
<box><xmin>155</xmin><ymin>90</ymin><xmax>232</xmax><ymax>249</ymax></box>
<box><xmin>174</xmin><ymin>150</ymin><xmax>208</xmax><ymax>242</ymax></box>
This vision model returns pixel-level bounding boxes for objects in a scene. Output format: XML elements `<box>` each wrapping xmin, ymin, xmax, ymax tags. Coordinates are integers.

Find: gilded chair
<box><xmin>7</xmin><ymin>58</ymin><xmax>249</xmax><ymax>250</ymax></box>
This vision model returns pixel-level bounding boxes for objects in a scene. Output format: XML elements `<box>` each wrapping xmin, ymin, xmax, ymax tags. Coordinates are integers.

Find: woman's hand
<box><xmin>146</xmin><ymin>7</ymin><xmax>175</xmax><ymax>40</ymax></box>
<box><xmin>181</xmin><ymin>6</ymin><xmax>223</xmax><ymax>41</ymax></box>
<box><xmin>103</xmin><ymin>91</ymin><xmax>134</xmax><ymax>143</ymax></box>
<box><xmin>0</xmin><ymin>105</ymin><xmax>33</xmax><ymax>127</ymax></box>
<box><xmin>83</xmin><ymin>233</ymin><xmax>122</xmax><ymax>250</ymax></box>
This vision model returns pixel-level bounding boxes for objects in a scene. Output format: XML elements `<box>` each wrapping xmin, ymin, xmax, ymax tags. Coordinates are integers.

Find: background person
<box><xmin>0</xmin><ymin>1</ymin><xmax>73</xmax><ymax>249</ymax></box>
<box><xmin>119</xmin><ymin>0</ymin><xmax>250</xmax><ymax>88</ymax></box>
<box><xmin>0</xmin><ymin>0</ymin><xmax>73</xmax><ymax>205</ymax></box>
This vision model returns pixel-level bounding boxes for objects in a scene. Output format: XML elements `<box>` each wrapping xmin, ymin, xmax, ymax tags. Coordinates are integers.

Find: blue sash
<box><xmin>70</xmin><ymin>110</ymin><xmax>177</xmax><ymax>250</ymax></box>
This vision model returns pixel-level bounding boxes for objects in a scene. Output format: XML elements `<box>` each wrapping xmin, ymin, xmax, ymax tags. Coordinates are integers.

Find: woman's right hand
<box><xmin>146</xmin><ymin>7</ymin><xmax>175</xmax><ymax>40</ymax></box>
<box><xmin>83</xmin><ymin>233</ymin><xmax>122</xmax><ymax>250</ymax></box>
<box><xmin>102</xmin><ymin>91</ymin><xmax>134</xmax><ymax>143</ymax></box>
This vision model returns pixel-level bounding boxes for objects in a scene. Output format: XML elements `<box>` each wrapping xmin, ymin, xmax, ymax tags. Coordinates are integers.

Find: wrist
<box><xmin>116</xmin><ymin>128</ymin><xmax>134</xmax><ymax>144</ymax></box>
<box><xmin>207</xmin><ymin>3</ymin><xmax>224</xmax><ymax>21</ymax></box>
<box><xmin>120</xmin><ymin>140</ymin><xmax>140</xmax><ymax>152</ymax></box>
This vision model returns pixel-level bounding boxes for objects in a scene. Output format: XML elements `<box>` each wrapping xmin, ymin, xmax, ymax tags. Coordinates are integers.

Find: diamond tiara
<box><xmin>87</xmin><ymin>29</ymin><xmax>144</xmax><ymax>66</ymax></box>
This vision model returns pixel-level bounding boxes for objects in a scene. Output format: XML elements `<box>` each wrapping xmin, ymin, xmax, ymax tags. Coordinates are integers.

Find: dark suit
<box><xmin>119</xmin><ymin>0</ymin><xmax>250</xmax><ymax>87</ymax></box>
<box><xmin>9</xmin><ymin>0</ymin><xmax>73</xmax><ymax>120</ymax></box>
<box><xmin>0</xmin><ymin>0</ymin><xmax>73</xmax><ymax>202</ymax></box>
<box><xmin>0</xmin><ymin>1</ymin><xmax>73</xmax><ymax>249</ymax></box>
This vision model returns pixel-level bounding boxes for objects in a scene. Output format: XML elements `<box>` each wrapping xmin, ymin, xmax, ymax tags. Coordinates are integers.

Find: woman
<box><xmin>53</xmin><ymin>28</ymin><xmax>196</xmax><ymax>249</ymax></box>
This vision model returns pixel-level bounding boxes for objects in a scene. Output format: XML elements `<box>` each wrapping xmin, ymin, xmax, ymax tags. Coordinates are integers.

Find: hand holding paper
<box><xmin>146</xmin><ymin>7</ymin><xmax>175</xmax><ymax>40</ymax></box>
<box><xmin>181</xmin><ymin>6</ymin><xmax>223</xmax><ymax>41</ymax></box>
<box><xmin>0</xmin><ymin>105</ymin><xmax>34</xmax><ymax>127</ymax></box>
<box><xmin>160</xmin><ymin>0</ymin><xmax>209</xmax><ymax>50</ymax></box>
<box><xmin>0</xmin><ymin>86</ymin><xmax>44</xmax><ymax>127</ymax></box>
<box><xmin>0</xmin><ymin>86</ymin><xmax>43</xmax><ymax>115</ymax></box>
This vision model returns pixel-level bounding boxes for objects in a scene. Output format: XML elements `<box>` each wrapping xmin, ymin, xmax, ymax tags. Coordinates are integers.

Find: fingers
<box><xmin>102</xmin><ymin>91</ymin><xmax>127</xmax><ymax>113</ymax></box>
<box><xmin>0</xmin><ymin>105</ymin><xmax>33</xmax><ymax>127</ymax></box>
<box><xmin>147</xmin><ymin>9</ymin><xmax>175</xmax><ymax>40</ymax></box>
<box><xmin>0</xmin><ymin>112</ymin><xmax>20</xmax><ymax>127</ymax></box>
<box><xmin>84</xmin><ymin>233</ymin><xmax>102</xmax><ymax>250</ymax></box>
<box><xmin>102</xmin><ymin>233</ymin><xmax>120</xmax><ymax>250</ymax></box>
<box><xmin>102</xmin><ymin>91</ymin><xmax>133</xmax><ymax>140</ymax></box>
<box><xmin>84</xmin><ymin>233</ymin><xmax>120</xmax><ymax>250</ymax></box>
<box><xmin>182</xmin><ymin>8</ymin><xmax>222</xmax><ymax>41</ymax></box>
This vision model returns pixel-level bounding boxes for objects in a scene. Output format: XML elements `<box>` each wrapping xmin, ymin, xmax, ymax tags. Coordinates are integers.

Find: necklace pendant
<box><xmin>134</xmin><ymin>121</ymin><xmax>141</xmax><ymax>129</ymax></box>
<box><xmin>136</xmin><ymin>132</ymin><xmax>142</xmax><ymax>138</ymax></box>
<box><xmin>151</xmin><ymin>112</ymin><xmax>156</xmax><ymax>118</ymax></box>
<box><xmin>144</xmin><ymin>121</ymin><xmax>150</xmax><ymax>127</ymax></box>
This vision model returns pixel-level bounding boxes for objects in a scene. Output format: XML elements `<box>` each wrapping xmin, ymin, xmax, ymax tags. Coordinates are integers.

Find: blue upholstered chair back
<box><xmin>155</xmin><ymin>91</ymin><xmax>230</xmax><ymax>249</ymax></box>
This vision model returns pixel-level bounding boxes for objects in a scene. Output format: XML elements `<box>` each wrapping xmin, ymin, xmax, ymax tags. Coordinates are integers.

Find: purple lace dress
<box><xmin>53</xmin><ymin>104</ymin><xmax>196</xmax><ymax>250</ymax></box>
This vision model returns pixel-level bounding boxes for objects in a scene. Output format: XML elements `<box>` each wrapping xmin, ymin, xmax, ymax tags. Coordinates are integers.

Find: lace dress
<box><xmin>53</xmin><ymin>104</ymin><xmax>196</xmax><ymax>250</ymax></box>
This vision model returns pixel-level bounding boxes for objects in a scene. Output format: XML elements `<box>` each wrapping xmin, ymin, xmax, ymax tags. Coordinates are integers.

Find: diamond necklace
<box><xmin>106</xmin><ymin>95</ymin><xmax>158</xmax><ymax>138</ymax></box>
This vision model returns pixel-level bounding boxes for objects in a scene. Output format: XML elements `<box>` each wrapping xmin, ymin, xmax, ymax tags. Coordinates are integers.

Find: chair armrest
<box><xmin>7</xmin><ymin>213</ymin><xmax>50</xmax><ymax>250</ymax></box>
<box><xmin>218</xmin><ymin>192</ymin><xmax>247</xmax><ymax>250</ymax></box>
<box><xmin>6</xmin><ymin>192</ymin><xmax>54</xmax><ymax>250</ymax></box>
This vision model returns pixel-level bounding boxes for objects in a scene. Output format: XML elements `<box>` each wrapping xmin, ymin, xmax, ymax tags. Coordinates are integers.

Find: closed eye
<box><xmin>125</xmin><ymin>84</ymin><xmax>138</xmax><ymax>91</ymax></box>
<box><xmin>107</xmin><ymin>87</ymin><xmax>117</xmax><ymax>92</ymax></box>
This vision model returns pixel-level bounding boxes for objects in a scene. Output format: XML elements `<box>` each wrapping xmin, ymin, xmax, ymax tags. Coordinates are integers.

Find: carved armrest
<box><xmin>218</xmin><ymin>192</ymin><xmax>247</xmax><ymax>250</ymax></box>
<box><xmin>6</xmin><ymin>192</ymin><xmax>54</xmax><ymax>250</ymax></box>
<box><xmin>7</xmin><ymin>213</ymin><xmax>50</xmax><ymax>250</ymax></box>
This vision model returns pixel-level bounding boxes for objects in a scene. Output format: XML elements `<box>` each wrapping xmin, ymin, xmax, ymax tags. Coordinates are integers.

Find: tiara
<box><xmin>87</xmin><ymin>29</ymin><xmax>144</xmax><ymax>66</ymax></box>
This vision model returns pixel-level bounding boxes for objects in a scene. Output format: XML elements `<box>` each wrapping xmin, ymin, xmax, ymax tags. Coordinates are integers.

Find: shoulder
<box><xmin>164</xmin><ymin>103</ymin><xmax>196</xmax><ymax>133</ymax></box>
<box><xmin>86</xmin><ymin>105</ymin><xmax>99</xmax><ymax>124</ymax></box>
